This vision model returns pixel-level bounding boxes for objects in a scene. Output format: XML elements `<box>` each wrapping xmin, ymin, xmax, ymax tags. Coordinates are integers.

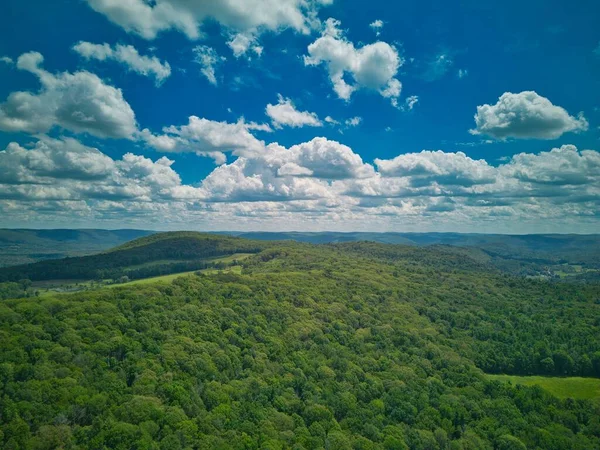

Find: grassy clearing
<box><xmin>488</xmin><ymin>374</ymin><xmax>600</xmax><ymax>400</ymax></box>
<box><xmin>109</xmin><ymin>265</ymin><xmax>243</xmax><ymax>287</ymax></box>
<box><xmin>33</xmin><ymin>253</ymin><xmax>252</xmax><ymax>295</ymax></box>
<box><xmin>204</xmin><ymin>253</ymin><xmax>254</xmax><ymax>263</ymax></box>
<box><xmin>121</xmin><ymin>253</ymin><xmax>253</xmax><ymax>271</ymax></box>
<box><xmin>108</xmin><ymin>271</ymin><xmax>198</xmax><ymax>287</ymax></box>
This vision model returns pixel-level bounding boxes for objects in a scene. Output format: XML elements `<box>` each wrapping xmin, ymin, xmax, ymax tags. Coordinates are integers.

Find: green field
<box><xmin>31</xmin><ymin>253</ymin><xmax>252</xmax><ymax>295</ymax></box>
<box><xmin>108</xmin><ymin>265</ymin><xmax>243</xmax><ymax>287</ymax></box>
<box><xmin>488</xmin><ymin>374</ymin><xmax>600</xmax><ymax>400</ymax></box>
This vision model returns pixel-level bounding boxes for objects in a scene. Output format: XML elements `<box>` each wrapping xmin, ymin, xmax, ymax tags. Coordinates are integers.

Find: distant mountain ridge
<box><xmin>0</xmin><ymin>229</ymin><xmax>154</xmax><ymax>267</ymax></box>
<box><xmin>0</xmin><ymin>229</ymin><xmax>598</xmax><ymax>275</ymax></box>
<box><xmin>227</xmin><ymin>231</ymin><xmax>600</xmax><ymax>268</ymax></box>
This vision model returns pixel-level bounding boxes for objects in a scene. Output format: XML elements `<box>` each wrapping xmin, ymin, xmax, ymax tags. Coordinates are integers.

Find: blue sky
<box><xmin>0</xmin><ymin>0</ymin><xmax>599</xmax><ymax>232</ymax></box>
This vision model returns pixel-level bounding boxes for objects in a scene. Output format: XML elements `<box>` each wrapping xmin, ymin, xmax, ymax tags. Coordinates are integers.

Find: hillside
<box><xmin>0</xmin><ymin>232</ymin><xmax>267</xmax><ymax>283</ymax></box>
<box><xmin>0</xmin><ymin>229</ymin><xmax>154</xmax><ymax>267</ymax></box>
<box><xmin>2</xmin><ymin>230</ymin><xmax>599</xmax><ymax>282</ymax></box>
<box><xmin>1</xmin><ymin>236</ymin><xmax>599</xmax><ymax>449</ymax></box>
<box><xmin>229</xmin><ymin>232</ymin><xmax>600</xmax><ymax>263</ymax></box>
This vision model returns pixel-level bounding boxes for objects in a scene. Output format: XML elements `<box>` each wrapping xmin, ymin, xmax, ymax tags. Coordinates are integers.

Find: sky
<box><xmin>0</xmin><ymin>0</ymin><xmax>599</xmax><ymax>233</ymax></box>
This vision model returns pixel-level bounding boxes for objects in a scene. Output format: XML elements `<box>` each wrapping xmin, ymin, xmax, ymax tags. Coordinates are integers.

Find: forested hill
<box><xmin>230</xmin><ymin>232</ymin><xmax>600</xmax><ymax>265</ymax></box>
<box><xmin>0</xmin><ymin>232</ymin><xmax>268</xmax><ymax>282</ymax></box>
<box><xmin>1</xmin><ymin>237</ymin><xmax>599</xmax><ymax>449</ymax></box>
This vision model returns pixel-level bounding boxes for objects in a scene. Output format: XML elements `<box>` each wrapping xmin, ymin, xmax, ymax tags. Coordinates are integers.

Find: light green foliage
<box><xmin>0</xmin><ymin>236</ymin><xmax>599</xmax><ymax>449</ymax></box>
<box><xmin>488</xmin><ymin>375</ymin><xmax>600</xmax><ymax>400</ymax></box>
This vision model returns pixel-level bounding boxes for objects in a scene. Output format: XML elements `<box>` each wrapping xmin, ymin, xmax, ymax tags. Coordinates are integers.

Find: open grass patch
<box><xmin>488</xmin><ymin>374</ymin><xmax>600</xmax><ymax>400</ymax></box>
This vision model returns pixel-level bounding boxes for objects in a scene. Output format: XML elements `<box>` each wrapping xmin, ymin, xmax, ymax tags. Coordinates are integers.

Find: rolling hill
<box><xmin>0</xmin><ymin>232</ymin><xmax>267</xmax><ymax>282</ymax></box>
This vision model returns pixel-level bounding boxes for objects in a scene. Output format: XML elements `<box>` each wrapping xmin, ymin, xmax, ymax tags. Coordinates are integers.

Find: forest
<box><xmin>0</xmin><ymin>233</ymin><xmax>599</xmax><ymax>449</ymax></box>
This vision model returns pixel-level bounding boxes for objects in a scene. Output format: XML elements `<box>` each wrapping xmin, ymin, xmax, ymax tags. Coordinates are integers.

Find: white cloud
<box><xmin>0</xmin><ymin>56</ymin><xmax>13</xmax><ymax>65</ymax></box>
<box><xmin>324</xmin><ymin>116</ymin><xmax>339</xmax><ymax>125</ymax></box>
<box><xmin>187</xmin><ymin>137</ymin><xmax>375</xmax><ymax>202</ymax></box>
<box><xmin>0</xmin><ymin>136</ymin><xmax>114</xmax><ymax>185</ymax></box>
<box><xmin>369</xmin><ymin>19</ymin><xmax>384</xmax><ymax>36</ymax></box>
<box><xmin>193</xmin><ymin>45</ymin><xmax>224</xmax><ymax>85</ymax></box>
<box><xmin>457</xmin><ymin>68</ymin><xmax>468</xmax><ymax>79</ymax></box>
<box><xmin>73</xmin><ymin>41</ymin><xmax>171</xmax><ymax>85</ymax></box>
<box><xmin>304</xmin><ymin>18</ymin><xmax>403</xmax><ymax>105</ymax></box>
<box><xmin>84</xmin><ymin>0</ymin><xmax>329</xmax><ymax>40</ymax></box>
<box><xmin>266</xmin><ymin>95</ymin><xmax>322</xmax><ymax>129</ymax></box>
<box><xmin>345</xmin><ymin>116</ymin><xmax>362</xmax><ymax>127</ymax></box>
<box><xmin>502</xmin><ymin>144</ymin><xmax>600</xmax><ymax>186</ymax></box>
<box><xmin>142</xmin><ymin>116</ymin><xmax>267</xmax><ymax>162</ymax></box>
<box><xmin>374</xmin><ymin>150</ymin><xmax>496</xmax><ymax>186</ymax></box>
<box><xmin>2</xmin><ymin>135</ymin><xmax>598</xmax><ymax>232</ymax></box>
<box><xmin>0</xmin><ymin>52</ymin><xmax>137</xmax><ymax>139</ymax></box>
<box><xmin>471</xmin><ymin>91</ymin><xmax>589</xmax><ymax>140</ymax></box>
<box><xmin>282</xmin><ymin>137</ymin><xmax>375</xmax><ymax>179</ymax></box>
<box><xmin>227</xmin><ymin>33</ymin><xmax>263</xmax><ymax>58</ymax></box>
<box><xmin>0</xmin><ymin>136</ymin><xmax>181</xmax><ymax>203</ymax></box>
<box><xmin>404</xmin><ymin>95</ymin><xmax>419</xmax><ymax>110</ymax></box>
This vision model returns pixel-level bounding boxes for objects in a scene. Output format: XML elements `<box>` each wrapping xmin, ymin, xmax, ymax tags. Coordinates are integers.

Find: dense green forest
<box><xmin>0</xmin><ymin>234</ymin><xmax>599</xmax><ymax>449</ymax></box>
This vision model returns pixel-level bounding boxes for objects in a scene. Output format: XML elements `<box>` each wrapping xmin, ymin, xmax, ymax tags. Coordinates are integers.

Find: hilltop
<box><xmin>0</xmin><ymin>232</ymin><xmax>267</xmax><ymax>283</ymax></box>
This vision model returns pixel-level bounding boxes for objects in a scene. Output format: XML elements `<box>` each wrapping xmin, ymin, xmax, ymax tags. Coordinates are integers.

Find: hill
<box><xmin>2</xmin><ymin>230</ymin><xmax>598</xmax><ymax>282</ymax></box>
<box><xmin>0</xmin><ymin>229</ymin><xmax>154</xmax><ymax>267</ymax></box>
<box><xmin>231</xmin><ymin>231</ymin><xmax>600</xmax><ymax>264</ymax></box>
<box><xmin>0</xmin><ymin>236</ymin><xmax>599</xmax><ymax>449</ymax></box>
<box><xmin>0</xmin><ymin>232</ymin><xmax>267</xmax><ymax>283</ymax></box>
<box><xmin>230</xmin><ymin>232</ymin><xmax>600</xmax><ymax>280</ymax></box>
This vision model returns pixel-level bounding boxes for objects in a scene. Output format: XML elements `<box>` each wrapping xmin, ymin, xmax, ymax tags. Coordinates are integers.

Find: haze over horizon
<box><xmin>1</xmin><ymin>0</ymin><xmax>599</xmax><ymax>232</ymax></box>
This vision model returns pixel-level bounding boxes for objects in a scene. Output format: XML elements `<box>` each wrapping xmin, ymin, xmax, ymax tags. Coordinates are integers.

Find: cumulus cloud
<box><xmin>0</xmin><ymin>136</ymin><xmax>114</xmax><ymax>185</ymax></box>
<box><xmin>266</xmin><ymin>95</ymin><xmax>322</xmax><ymax>129</ymax></box>
<box><xmin>73</xmin><ymin>41</ymin><xmax>171</xmax><ymax>85</ymax></box>
<box><xmin>84</xmin><ymin>0</ymin><xmax>329</xmax><ymax>40</ymax></box>
<box><xmin>304</xmin><ymin>18</ymin><xmax>403</xmax><ymax>105</ymax></box>
<box><xmin>184</xmin><ymin>137</ymin><xmax>375</xmax><ymax>202</ymax></box>
<box><xmin>0</xmin><ymin>56</ymin><xmax>13</xmax><ymax>65</ymax></box>
<box><xmin>0</xmin><ymin>52</ymin><xmax>137</xmax><ymax>139</ymax></box>
<box><xmin>2</xmin><ymin>134</ymin><xmax>598</xmax><ymax>232</ymax></box>
<box><xmin>193</xmin><ymin>45</ymin><xmax>224</xmax><ymax>85</ymax></box>
<box><xmin>0</xmin><ymin>136</ymin><xmax>181</xmax><ymax>203</ymax></box>
<box><xmin>141</xmin><ymin>116</ymin><xmax>268</xmax><ymax>163</ymax></box>
<box><xmin>502</xmin><ymin>144</ymin><xmax>600</xmax><ymax>186</ymax></box>
<box><xmin>470</xmin><ymin>91</ymin><xmax>589</xmax><ymax>140</ymax></box>
<box><xmin>375</xmin><ymin>150</ymin><xmax>496</xmax><ymax>186</ymax></box>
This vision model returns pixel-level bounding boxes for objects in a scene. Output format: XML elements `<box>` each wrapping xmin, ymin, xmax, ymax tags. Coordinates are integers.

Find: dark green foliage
<box><xmin>0</xmin><ymin>232</ymin><xmax>267</xmax><ymax>282</ymax></box>
<box><xmin>0</xmin><ymin>280</ymin><xmax>35</xmax><ymax>300</ymax></box>
<box><xmin>0</xmin><ymin>237</ymin><xmax>598</xmax><ymax>449</ymax></box>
